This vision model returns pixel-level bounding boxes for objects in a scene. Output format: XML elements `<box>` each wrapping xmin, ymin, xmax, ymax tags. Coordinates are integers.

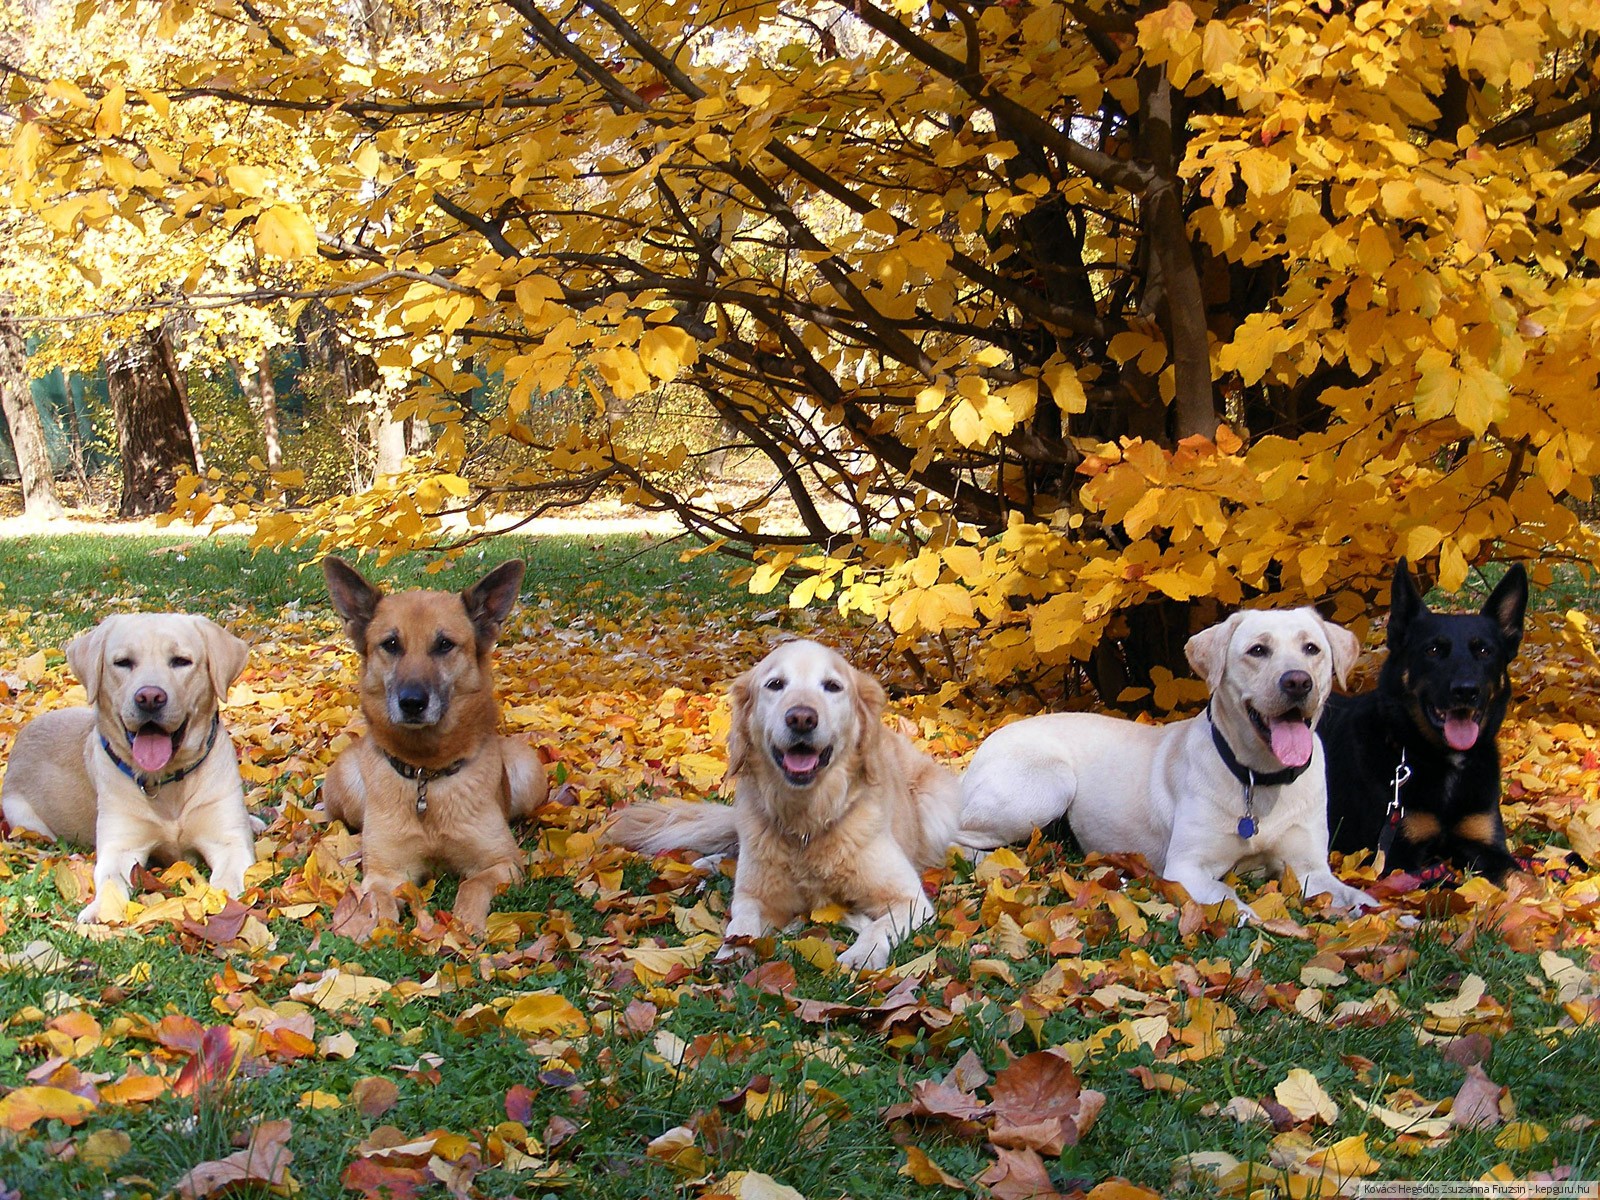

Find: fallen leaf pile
<box><xmin>0</xmin><ymin>581</ymin><xmax>1596</xmax><ymax>1198</ymax></box>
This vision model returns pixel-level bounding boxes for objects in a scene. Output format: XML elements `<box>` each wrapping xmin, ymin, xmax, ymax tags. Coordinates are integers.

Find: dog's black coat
<box><xmin>1322</xmin><ymin>559</ymin><xmax>1527</xmax><ymax>883</ymax></box>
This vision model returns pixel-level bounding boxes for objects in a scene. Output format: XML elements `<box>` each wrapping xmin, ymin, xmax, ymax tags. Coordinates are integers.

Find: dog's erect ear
<box><xmin>1318</xmin><ymin>615</ymin><xmax>1362</xmax><ymax>689</ymax></box>
<box><xmin>1483</xmin><ymin>563</ymin><xmax>1529</xmax><ymax>654</ymax></box>
<box><xmin>1388</xmin><ymin>557</ymin><xmax>1425</xmax><ymax>651</ymax></box>
<box><xmin>65</xmin><ymin>619</ymin><xmax>111</xmax><ymax>704</ymax></box>
<box><xmin>323</xmin><ymin>557</ymin><xmax>383</xmax><ymax>648</ymax></box>
<box><xmin>192</xmin><ymin>616</ymin><xmax>250</xmax><ymax>701</ymax></box>
<box><xmin>1185</xmin><ymin>612</ymin><xmax>1244</xmax><ymax>690</ymax></box>
<box><xmin>724</xmin><ymin>670</ymin><xmax>754</xmax><ymax>780</ymax></box>
<box><xmin>462</xmin><ymin>559</ymin><xmax>526</xmax><ymax>648</ymax></box>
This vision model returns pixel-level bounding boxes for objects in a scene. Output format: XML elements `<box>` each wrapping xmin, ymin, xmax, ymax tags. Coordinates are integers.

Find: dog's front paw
<box><xmin>76</xmin><ymin>897</ymin><xmax>103</xmax><ymax>924</ymax></box>
<box><xmin>1328</xmin><ymin>882</ymin><xmax>1377</xmax><ymax>912</ymax></box>
<box><xmin>837</xmin><ymin>937</ymin><xmax>890</xmax><ymax>973</ymax></box>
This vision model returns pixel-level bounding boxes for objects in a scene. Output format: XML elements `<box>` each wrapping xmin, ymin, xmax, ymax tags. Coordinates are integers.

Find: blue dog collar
<box><xmin>101</xmin><ymin>714</ymin><xmax>222</xmax><ymax>796</ymax></box>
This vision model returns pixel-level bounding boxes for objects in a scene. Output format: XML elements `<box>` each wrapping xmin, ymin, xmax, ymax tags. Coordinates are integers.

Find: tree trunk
<box><xmin>232</xmin><ymin>355</ymin><xmax>283</xmax><ymax>470</ymax></box>
<box><xmin>370</xmin><ymin>401</ymin><xmax>407</xmax><ymax>478</ymax></box>
<box><xmin>107</xmin><ymin>326</ymin><xmax>200</xmax><ymax>518</ymax></box>
<box><xmin>0</xmin><ymin>303</ymin><xmax>64</xmax><ymax>519</ymax></box>
<box><xmin>153</xmin><ymin>325</ymin><xmax>206</xmax><ymax>475</ymax></box>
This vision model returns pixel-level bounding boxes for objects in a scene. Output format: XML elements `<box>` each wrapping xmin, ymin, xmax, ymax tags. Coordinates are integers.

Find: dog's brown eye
<box><xmin>1472</xmin><ymin>642</ymin><xmax>1492</xmax><ymax>658</ymax></box>
<box><xmin>432</xmin><ymin>635</ymin><xmax>456</xmax><ymax>655</ymax></box>
<box><xmin>822</xmin><ymin>678</ymin><xmax>844</xmax><ymax>693</ymax></box>
<box><xmin>1303</xmin><ymin>643</ymin><xmax>1321</xmax><ymax>656</ymax></box>
<box><xmin>764</xmin><ymin>677</ymin><xmax>785</xmax><ymax>691</ymax></box>
<box><xmin>1426</xmin><ymin>643</ymin><xmax>1448</xmax><ymax>657</ymax></box>
<box><xmin>379</xmin><ymin>635</ymin><xmax>401</xmax><ymax>654</ymax></box>
<box><xmin>170</xmin><ymin>656</ymin><xmax>193</xmax><ymax>668</ymax></box>
<box><xmin>112</xmin><ymin>657</ymin><xmax>133</xmax><ymax>670</ymax></box>
<box><xmin>1246</xmin><ymin>644</ymin><xmax>1269</xmax><ymax>658</ymax></box>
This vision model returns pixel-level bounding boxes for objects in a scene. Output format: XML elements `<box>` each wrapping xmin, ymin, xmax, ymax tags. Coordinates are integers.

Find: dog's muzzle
<box><xmin>771</xmin><ymin>741</ymin><xmax>834</xmax><ymax>787</ymax></box>
<box><xmin>389</xmin><ymin>683</ymin><xmax>442</xmax><ymax>727</ymax></box>
<box><xmin>1246</xmin><ymin>701</ymin><xmax>1314</xmax><ymax>769</ymax></box>
<box><xmin>125</xmin><ymin>716</ymin><xmax>189</xmax><ymax>774</ymax></box>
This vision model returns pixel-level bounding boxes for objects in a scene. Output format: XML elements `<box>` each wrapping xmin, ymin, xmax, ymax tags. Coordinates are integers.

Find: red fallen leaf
<box><xmin>620</xmin><ymin>999</ymin><xmax>658</xmax><ymax>1036</ymax></box>
<box><xmin>1451</xmin><ymin>1064</ymin><xmax>1506</xmax><ymax>1130</ymax></box>
<box><xmin>173</xmin><ymin>1026</ymin><xmax>248</xmax><ymax>1098</ymax></box>
<box><xmin>717</xmin><ymin>1073</ymin><xmax>774</xmax><ymax>1114</ymax></box>
<box><xmin>543</xmin><ymin>1114</ymin><xmax>580</xmax><ymax>1149</ymax></box>
<box><xmin>1260</xmin><ymin>1097</ymin><xmax>1298</xmax><ymax>1131</ymax></box>
<box><xmin>741</xmin><ymin>961</ymin><xmax>797</xmax><ymax>996</ymax></box>
<box><xmin>153</xmin><ymin>1014</ymin><xmax>208</xmax><ymax>1057</ymax></box>
<box><xmin>341</xmin><ymin>1156</ymin><xmax>431</xmax><ymax>1200</ymax></box>
<box><xmin>988</xmin><ymin>1051</ymin><xmax>1104</xmax><ymax>1149</ymax></box>
<box><xmin>174</xmin><ymin>1118</ymin><xmax>293</xmax><ymax>1198</ymax></box>
<box><xmin>883</xmin><ymin>1079</ymin><xmax>991</xmax><ymax>1123</ymax></box>
<box><xmin>978</xmin><ymin>1146</ymin><xmax>1064</xmax><ymax>1200</ymax></box>
<box><xmin>352</xmin><ymin>1077</ymin><xmax>399</xmax><ymax>1120</ymax></box>
<box><xmin>1441</xmin><ymin>1033</ymin><xmax>1493</xmax><ymax>1069</ymax></box>
<box><xmin>329</xmin><ymin>888</ymin><xmax>382</xmax><ymax>942</ymax></box>
<box><xmin>182</xmin><ymin>899</ymin><xmax>251</xmax><ymax>945</ymax></box>
<box><xmin>505</xmin><ymin>1084</ymin><xmax>536</xmax><ymax>1124</ymax></box>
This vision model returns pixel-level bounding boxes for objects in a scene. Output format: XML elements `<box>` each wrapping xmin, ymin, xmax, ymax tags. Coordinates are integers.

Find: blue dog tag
<box><xmin>1237</xmin><ymin>816</ymin><xmax>1257</xmax><ymax>839</ymax></box>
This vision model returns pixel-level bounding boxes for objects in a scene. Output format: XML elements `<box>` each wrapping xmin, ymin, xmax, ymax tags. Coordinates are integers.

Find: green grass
<box><xmin>0</xmin><ymin>530</ymin><xmax>750</xmax><ymax>646</ymax></box>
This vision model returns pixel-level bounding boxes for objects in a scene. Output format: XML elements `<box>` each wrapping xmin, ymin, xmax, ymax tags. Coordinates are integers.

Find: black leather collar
<box><xmin>382</xmin><ymin>750</ymin><xmax>467</xmax><ymax>816</ymax></box>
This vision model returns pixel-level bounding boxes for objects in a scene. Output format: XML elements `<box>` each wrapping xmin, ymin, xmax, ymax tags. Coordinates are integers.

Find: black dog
<box><xmin>1322</xmin><ymin>559</ymin><xmax>1528</xmax><ymax>883</ymax></box>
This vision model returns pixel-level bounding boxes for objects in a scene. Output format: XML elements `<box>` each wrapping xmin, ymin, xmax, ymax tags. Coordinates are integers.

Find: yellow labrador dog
<box><xmin>958</xmin><ymin>609</ymin><xmax>1375</xmax><ymax>919</ymax></box>
<box><xmin>1</xmin><ymin>614</ymin><xmax>254</xmax><ymax>922</ymax></box>
<box><xmin>608</xmin><ymin>639</ymin><xmax>960</xmax><ymax>971</ymax></box>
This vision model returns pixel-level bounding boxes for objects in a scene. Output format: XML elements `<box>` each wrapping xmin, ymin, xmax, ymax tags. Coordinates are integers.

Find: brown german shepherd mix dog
<box><xmin>321</xmin><ymin>558</ymin><xmax>548</xmax><ymax>931</ymax></box>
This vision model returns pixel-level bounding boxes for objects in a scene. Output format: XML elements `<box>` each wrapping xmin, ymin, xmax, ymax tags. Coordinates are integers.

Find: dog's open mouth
<box><xmin>771</xmin><ymin>742</ymin><xmax>834</xmax><ymax>787</ymax></box>
<box><xmin>127</xmin><ymin>718</ymin><xmax>188</xmax><ymax>774</ymax></box>
<box><xmin>1429</xmin><ymin>706</ymin><xmax>1483</xmax><ymax>751</ymax></box>
<box><xmin>1246</xmin><ymin>703</ymin><xmax>1314</xmax><ymax>768</ymax></box>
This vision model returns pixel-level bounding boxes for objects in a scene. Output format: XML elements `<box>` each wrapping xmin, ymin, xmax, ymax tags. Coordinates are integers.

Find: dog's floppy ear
<box><xmin>724</xmin><ymin>669</ymin><xmax>754</xmax><ymax>780</ymax></box>
<box><xmin>192</xmin><ymin>616</ymin><xmax>250</xmax><ymax>701</ymax></box>
<box><xmin>65</xmin><ymin>619</ymin><xmax>111</xmax><ymax>704</ymax></box>
<box><xmin>323</xmin><ymin>557</ymin><xmax>383</xmax><ymax>649</ymax></box>
<box><xmin>850</xmin><ymin>664</ymin><xmax>889</xmax><ymax>783</ymax></box>
<box><xmin>1318</xmin><ymin>615</ymin><xmax>1362</xmax><ymax>689</ymax></box>
<box><xmin>1185</xmin><ymin>612</ymin><xmax>1244</xmax><ymax>690</ymax></box>
<box><xmin>1483</xmin><ymin>563</ymin><xmax>1529</xmax><ymax>655</ymax></box>
<box><xmin>1388</xmin><ymin>557</ymin><xmax>1425</xmax><ymax>651</ymax></box>
<box><xmin>462</xmin><ymin>559</ymin><xmax>526</xmax><ymax>648</ymax></box>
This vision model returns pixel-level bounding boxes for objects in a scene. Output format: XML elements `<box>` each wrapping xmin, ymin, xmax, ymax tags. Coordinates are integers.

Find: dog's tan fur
<box><xmin>321</xmin><ymin>558</ymin><xmax>548</xmax><ymax>932</ymax></box>
<box><xmin>1</xmin><ymin>613</ymin><xmax>254</xmax><ymax>922</ymax></box>
<box><xmin>607</xmin><ymin>639</ymin><xmax>960</xmax><ymax>970</ymax></box>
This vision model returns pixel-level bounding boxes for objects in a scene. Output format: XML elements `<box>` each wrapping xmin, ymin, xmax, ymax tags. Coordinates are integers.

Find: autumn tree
<box><xmin>9</xmin><ymin>0</ymin><xmax>1600</xmax><ymax>696</ymax></box>
<box><xmin>0</xmin><ymin>301</ymin><xmax>65</xmax><ymax>520</ymax></box>
<box><xmin>106</xmin><ymin>324</ymin><xmax>199</xmax><ymax>517</ymax></box>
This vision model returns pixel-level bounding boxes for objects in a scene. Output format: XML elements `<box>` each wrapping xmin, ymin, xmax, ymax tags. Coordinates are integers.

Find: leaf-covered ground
<box><xmin>0</xmin><ymin>535</ymin><xmax>1597</xmax><ymax>1200</ymax></box>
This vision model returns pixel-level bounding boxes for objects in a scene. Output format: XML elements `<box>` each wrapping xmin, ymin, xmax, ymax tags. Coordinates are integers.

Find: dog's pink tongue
<box><xmin>1444</xmin><ymin>716</ymin><xmax>1481</xmax><ymax>751</ymax></box>
<box><xmin>1269</xmin><ymin>719</ymin><xmax>1314</xmax><ymax>768</ymax></box>
<box><xmin>783</xmin><ymin>749</ymin><xmax>820</xmax><ymax>775</ymax></box>
<box><xmin>131</xmin><ymin>729</ymin><xmax>174</xmax><ymax>773</ymax></box>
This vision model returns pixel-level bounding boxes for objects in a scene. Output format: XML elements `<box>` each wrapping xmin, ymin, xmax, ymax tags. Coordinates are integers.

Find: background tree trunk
<box><xmin>108</xmin><ymin>326</ymin><xmax>200</xmax><ymax>518</ymax></box>
<box><xmin>0</xmin><ymin>303</ymin><xmax>65</xmax><ymax>519</ymax></box>
<box><xmin>232</xmin><ymin>355</ymin><xmax>284</xmax><ymax>470</ymax></box>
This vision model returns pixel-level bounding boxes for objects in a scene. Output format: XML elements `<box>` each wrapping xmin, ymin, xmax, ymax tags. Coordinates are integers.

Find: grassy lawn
<box><xmin>0</xmin><ymin>532</ymin><xmax>1595</xmax><ymax>1199</ymax></box>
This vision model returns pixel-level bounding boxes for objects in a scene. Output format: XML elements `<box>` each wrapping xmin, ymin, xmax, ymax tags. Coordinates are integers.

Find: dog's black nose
<box><xmin>134</xmin><ymin>686</ymin><xmax>167</xmax><ymax>713</ymax></box>
<box><xmin>1279</xmin><ymin>670</ymin><xmax>1312</xmax><ymax>699</ymax></box>
<box><xmin>396</xmin><ymin>686</ymin><xmax>430</xmax><ymax>718</ymax></box>
<box><xmin>785</xmin><ymin>705</ymin><xmax>818</xmax><ymax>734</ymax></box>
<box><xmin>1451</xmin><ymin>683</ymin><xmax>1481</xmax><ymax>706</ymax></box>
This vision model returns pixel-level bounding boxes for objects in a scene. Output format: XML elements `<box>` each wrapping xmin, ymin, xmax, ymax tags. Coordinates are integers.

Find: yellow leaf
<box><xmin>297</xmin><ymin>1090</ymin><xmax>343</xmax><ymax>1109</ymax></box>
<box><xmin>900</xmin><ymin>1145</ymin><xmax>966</xmax><ymax>1189</ymax></box>
<box><xmin>1305</xmin><ymin>1133</ymin><xmax>1381</xmax><ymax>1176</ymax></box>
<box><xmin>1274</xmin><ymin>1068</ymin><xmax>1339</xmax><ymax>1124</ymax></box>
<box><xmin>254</xmin><ymin>205</ymin><xmax>318</xmax><ymax>260</ymax></box>
<box><xmin>1425</xmin><ymin>973</ymin><xmax>1486</xmax><ymax>1018</ymax></box>
<box><xmin>639</xmin><ymin>325</ymin><xmax>698</xmax><ymax>380</ymax></box>
<box><xmin>502</xmin><ymin>991</ymin><xmax>590</xmax><ymax>1037</ymax></box>
<box><xmin>0</xmin><ymin>1086</ymin><xmax>95</xmax><ymax>1131</ymax></box>
<box><xmin>1494</xmin><ymin>1121</ymin><xmax>1548</xmax><ymax>1150</ymax></box>
<box><xmin>675</xmin><ymin>753</ymin><xmax>726</xmax><ymax>792</ymax></box>
<box><xmin>287</xmin><ymin>969</ymin><xmax>391</xmax><ymax>1012</ymax></box>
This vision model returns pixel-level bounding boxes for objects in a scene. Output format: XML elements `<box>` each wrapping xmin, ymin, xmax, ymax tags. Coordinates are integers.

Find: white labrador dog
<box><xmin>958</xmin><ymin>608</ymin><xmax>1375</xmax><ymax>919</ymax></box>
<box><xmin>2</xmin><ymin>613</ymin><xmax>255</xmax><ymax>922</ymax></box>
<box><xmin>609</xmin><ymin>639</ymin><xmax>961</xmax><ymax>970</ymax></box>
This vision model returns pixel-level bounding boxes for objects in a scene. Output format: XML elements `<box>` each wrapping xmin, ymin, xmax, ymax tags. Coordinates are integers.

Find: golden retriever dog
<box><xmin>1</xmin><ymin>613</ymin><xmax>254</xmax><ymax>922</ymax></box>
<box><xmin>958</xmin><ymin>608</ymin><xmax>1376</xmax><ymax>920</ymax></box>
<box><xmin>321</xmin><ymin>557</ymin><xmax>548</xmax><ymax>932</ymax></box>
<box><xmin>608</xmin><ymin>639</ymin><xmax>961</xmax><ymax>971</ymax></box>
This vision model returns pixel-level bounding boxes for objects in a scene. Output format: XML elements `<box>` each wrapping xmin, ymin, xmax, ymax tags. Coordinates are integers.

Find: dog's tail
<box><xmin>603</xmin><ymin>800</ymin><xmax>740</xmax><ymax>857</ymax></box>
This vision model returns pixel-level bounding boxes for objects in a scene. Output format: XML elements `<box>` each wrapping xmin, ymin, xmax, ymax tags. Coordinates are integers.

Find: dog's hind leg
<box><xmin>501</xmin><ymin>736</ymin><xmax>549</xmax><ymax>821</ymax></box>
<box><xmin>956</xmin><ymin>735</ymin><xmax>1080</xmax><ymax>851</ymax></box>
<box><xmin>0</xmin><ymin>793</ymin><xmax>58</xmax><ymax>841</ymax></box>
